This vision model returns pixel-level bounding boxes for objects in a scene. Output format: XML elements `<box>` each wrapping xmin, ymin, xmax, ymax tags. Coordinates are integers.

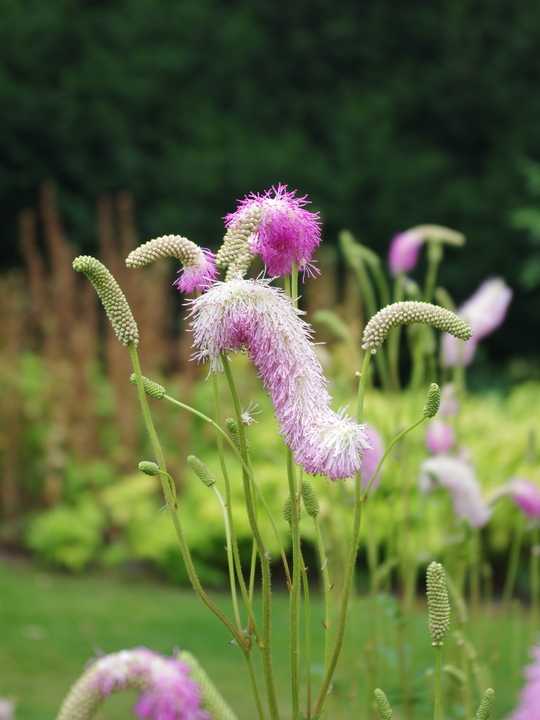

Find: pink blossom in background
<box><xmin>361</xmin><ymin>424</ymin><xmax>384</xmax><ymax>490</ymax></box>
<box><xmin>438</xmin><ymin>383</ymin><xmax>459</xmax><ymax>417</ymax></box>
<box><xmin>224</xmin><ymin>184</ymin><xmax>322</xmax><ymax>277</ymax></box>
<box><xmin>174</xmin><ymin>248</ymin><xmax>218</xmax><ymax>294</ymax></box>
<box><xmin>0</xmin><ymin>700</ymin><xmax>14</xmax><ymax>720</ymax></box>
<box><xmin>388</xmin><ymin>230</ymin><xmax>424</xmax><ymax>277</ymax></box>
<box><xmin>441</xmin><ymin>277</ymin><xmax>513</xmax><ymax>367</ymax></box>
<box><xmin>511</xmin><ymin>644</ymin><xmax>540</xmax><ymax>720</ymax></box>
<box><xmin>425</xmin><ymin>420</ymin><xmax>455</xmax><ymax>455</ymax></box>
<box><xmin>509</xmin><ymin>478</ymin><xmax>540</xmax><ymax>518</ymax></box>
<box><xmin>189</xmin><ymin>278</ymin><xmax>370</xmax><ymax>480</ymax></box>
<box><xmin>419</xmin><ymin>455</ymin><xmax>491</xmax><ymax>528</ymax></box>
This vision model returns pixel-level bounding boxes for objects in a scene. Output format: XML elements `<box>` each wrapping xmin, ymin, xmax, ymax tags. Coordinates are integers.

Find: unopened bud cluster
<box><xmin>282</xmin><ymin>496</ymin><xmax>293</xmax><ymax>523</ymax></box>
<box><xmin>126</xmin><ymin>235</ymin><xmax>200</xmax><ymax>268</ymax></box>
<box><xmin>301</xmin><ymin>480</ymin><xmax>320</xmax><ymax>517</ymax></box>
<box><xmin>362</xmin><ymin>301</ymin><xmax>472</xmax><ymax>353</ymax></box>
<box><xmin>476</xmin><ymin>688</ymin><xmax>495</xmax><ymax>720</ymax></box>
<box><xmin>426</xmin><ymin>561</ymin><xmax>450</xmax><ymax>645</ymax></box>
<box><xmin>73</xmin><ymin>256</ymin><xmax>139</xmax><ymax>346</ymax></box>
<box><xmin>373</xmin><ymin>688</ymin><xmax>393</xmax><ymax>719</ymax></box>
<box><xmin>130</xmin><ymin>374</ymin><xmax>166</xmax><ymax>399</ymax></box>
<box><xmin>139</xmin><ymin>461</ymin><xmax>160</xmax><ymax>476</ymax></box>
<box><xmin>187</xmin><ymin>456</ymin><xmax>216</xmax><ymax>487</ymax></box>
<box><xmin>423</xmin><ymin>383</ymin><xmax>441</xmax><ymax>418</ymax></box>
<box><xmin>225</xmin><ymin>418</ymin><xmax>249</xmax><ymax>453</ymax></box>
<box><xmin>216</xmin><ymin>206</ymin><xmax>261</xmax><ymax>280</ymax></box>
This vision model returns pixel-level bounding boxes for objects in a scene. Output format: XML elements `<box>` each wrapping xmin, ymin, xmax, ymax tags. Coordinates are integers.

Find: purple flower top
<box><xmin>388</xmin><ymin>230</ymin><xmax>424</xmax><ymax>277</ymax></box>
<box><xmin>188</xmin><ymin>278</ymin><xmax>370</xmax><ymax>480</ymax></box>
<box><xmin>441</xmin><ymin>277</ymin><xmax>513</xmax><ymax>367</ymax></box>
<box><xmin>56</xmin><ymin>648</ymin><xmax>209</xmax><ymax>720</ymax></box>
<box><xmin>222</xmin><ymin>184</ymin><xmax>322</xmax><ymax>278</ymax></box>
<box><xmin>511</xmin><ymin>644</ymin><xmax>540</xmax><ymax>720</ymax></box>
<box><xmin>510</xmin><ymin>478</ymin><xmax>540</xmax><ymax>518</ymax></box>
<box><xmin>174</xmin><ymin>247</ymin><xmax>218</xmax><ymax>294</ymax></box>
<box><xmin>419</xmin><ymin>455</ymin><xmax>491</xmax><ymax>528</ymax></box>
<box><xmin>425</xmin><ymin>421</ymin><xmax>455</xmax><ymax>455</ymax></box>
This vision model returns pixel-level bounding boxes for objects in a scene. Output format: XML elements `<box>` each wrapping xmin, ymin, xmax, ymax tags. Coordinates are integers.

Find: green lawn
<box><xmin>0</xmin><ymin>560</ymin><xmax>532</xmax><ymax>719</ymax></box>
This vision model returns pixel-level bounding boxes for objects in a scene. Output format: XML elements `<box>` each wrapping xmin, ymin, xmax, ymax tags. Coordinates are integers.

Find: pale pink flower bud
<box><xmin>425</xmin><ymin>421</ymin><xmax>455</xmax><ymax>455</ymax></box>
<box><xmin>509</xmin><ymin>478</ymin><xmax>540</xmax><ymax>518</ymax></box>
<box><xmin>419</xmin><ymin>455</ymin><xmax>491</xmax><ymax>528</ymax></box>
<box><xmin>189</xmin><ymin>278</ymin><xmax>370</xmax><ymax>480</ymax></box>
<box><xmin>218</xmin><ymin>184</ymin><xmax>322</xmax><ymax>279</ymax></box>
<box><xmin>388</xmin><ymin>230</ymin><xmax>424</xmax><ymax>277</ymax></box>
<box><xmin>441</xmin><ymin>277</ymin><xmax>512</xmax><ymax>367</ymax></box>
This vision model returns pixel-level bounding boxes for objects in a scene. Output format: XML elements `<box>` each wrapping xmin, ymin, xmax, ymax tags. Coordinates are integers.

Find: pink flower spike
<box><xmin>509</xmin><ymin>478</ymin><xmax>540</xmax><ymax>518</ymax></box>
<box><xmin>222</xmin><ymin>184</ymin><xmax>322</xmax><ymax>278</ymax></box>
<box><xmin>419</xmin><ymin>455</ymin><xmax>491</xmax><ymax>528</ymax></box>
<box><xmin>360</xmin><ymin>424</ymin><xmax>384</xmax><ymax>490</ymax></box>
<box><xmin>188</xmin><ymin>278</ymin><xmax>370</xmax><ymax>480</ymax></box>
<box><xmin>174</xmin><ymin>247</ymin><xmax>218</xmax><ymax>294</ymax></box>
<box><xmin>388</xmin><ymin>230</ymin><xmax>424</xmax><ymax>277</ymax></box>
<box><xmin>425</xmin><ymin>420</ymin><xmax>455</xmax><ymax>455</ymax></box>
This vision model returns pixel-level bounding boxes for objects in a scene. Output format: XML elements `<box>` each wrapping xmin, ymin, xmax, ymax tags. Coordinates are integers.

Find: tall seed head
<box><xmin>73</xmin><ymin>256</ymin><xmax>139</xmax><ymax>346</ymax></box>
<box><xmin>423</xmin><ymin>383</ymin><xmax>441</xmax><ymax>418</ymax></box>
<box><xmin>187</xmin><ymin>456</ymin><xmax>216</xmax><ymax>487</ymax></box>
<box><xmin>426</xmin><ymin>561</ymin><xmax>450</xmax><ymax>645</ymax></box>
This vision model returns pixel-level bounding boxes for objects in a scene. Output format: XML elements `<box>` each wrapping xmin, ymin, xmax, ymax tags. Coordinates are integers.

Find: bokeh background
<box><xmin>1</xmin><ymin>0</ymin><xmax>540</xmax><ymax>375</ymax></box>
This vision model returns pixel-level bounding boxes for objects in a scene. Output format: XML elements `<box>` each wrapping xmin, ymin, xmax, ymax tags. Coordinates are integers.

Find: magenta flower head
<box><xmin>56</xmin><ymin>648</ymin><xmax>210</xmax><ymax>720</ymax></box>
<box><xmin>425</xmin><ymin>420</ymin><xmax>455</xmax><ymax>455</ymax></box>
<box><xmin>361</xmin><ymin>424</ymin><xmax>384</xmax><ymax>490</ymax></box>
<box><xmin>509</xmin><ymin>478</ymin><xmax>540</xmax><ymax>518</ymax></box>
<box><xmin>126</xmin><ymin>235</ymin><xmax>218</xmax><ymax>294</ymax></box>
<box><xmin>189</xmin><ymin>278</ymin><xmax>370</xmax><ymax>480</ymax></box>
<box><xmin>419</xmin><ymin>455</ymin><xmax>491</xmax><ymax>528</ymax></box>
<box><xmin>441</xmin><ymin>277</ymin><xmax>513</xmax><ymax>367</ymax></box>
<box><xmin>388</xmin><ymin>230</ymin><xmax>424</xmax><ymax>277</ymax></box>
<box><xmin>511</xmin><ymin>643</ymin><xmax>540</xmax><ymax>720</ymax></box>
<box><xmin>217</xmin><ymin>184</ymin><xmax>322</xmax><ymax>279</ymax></box>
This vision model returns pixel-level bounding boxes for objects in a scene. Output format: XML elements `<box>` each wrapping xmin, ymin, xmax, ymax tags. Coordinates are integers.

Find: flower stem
<box><xmin>433</xmin><ymin>644</ymin><xmax>443</xmax><ymax>720</ymax></box>
<box><xmin>287</xmin><ymin>447</ymin><xmax>302</xmax><ymax>720</ymax></box>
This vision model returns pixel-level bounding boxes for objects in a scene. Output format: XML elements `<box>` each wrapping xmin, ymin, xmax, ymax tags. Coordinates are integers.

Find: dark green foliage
<box><xmin>1</xmin><ymin>1</ymin><xmax>540</xmax><ymax>361</ymax></box>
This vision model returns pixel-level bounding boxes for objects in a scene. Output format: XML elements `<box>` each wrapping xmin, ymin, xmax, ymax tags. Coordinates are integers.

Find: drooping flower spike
<box><xmin>189</xmin><ymin>278</ymin><xmax>370</xmax><ymax>480</ymax></box>
<box><xmin>441</xmin><ymin>277</ymin><xmax>512</xmax><ymax>367</ymax></box>
<box><xmin>217</xmin><ymin>184</ymin><xmax>322</xmax><ymax>279</ymax></box>
<box><xmin>55</xmin><ymin>648</ymin><xmax>210</xmax><ymax>720</ymax></box>
<box><xmin>126</xmin><ymin>235</ymin><xmax>218</xmax><ymax>294</ymax></box>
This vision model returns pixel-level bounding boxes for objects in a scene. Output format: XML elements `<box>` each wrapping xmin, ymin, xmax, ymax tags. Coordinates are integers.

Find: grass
<box><xmin>0</xmin><ymin>559</ymin><xmax>533</xmax><ymax>719</ymax></box>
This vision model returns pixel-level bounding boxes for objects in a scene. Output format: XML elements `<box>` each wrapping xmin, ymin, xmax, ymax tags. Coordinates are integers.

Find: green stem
<box><xmin>433</xmin><ymin>644</ymin><xmax>443</xmax><ymax>720</ymax></box>
<box><xmin>287</xmin><ymin>448</ymin><xmax>301</xmax><ymax>720</ymax></box>
<box><xmin>312</xmin><ymin>516</ymin><xmax>332</xmax><ymax>720</ymax></box>
<box><xmin>211</xmin><ymin>483</ymin><xmax>243</xmax><ymax>632</ymax></box>
<box><xmin>222</xmin><ymin>358</ymin><xmax>281</xmax><ymax>720</ymax></box>
<box><xmin>502</xmin><ymin>516</ymin><xmax>524</xmax><ymax>613</ymax></box>
<box><xmin>301</xmin><ymin>554</ymin><xmax>312</xmax><ymax>719</ymax></box>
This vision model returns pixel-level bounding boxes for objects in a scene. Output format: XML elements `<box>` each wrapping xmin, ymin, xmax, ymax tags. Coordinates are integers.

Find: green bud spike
<box><xmin>126</xmin><ymin>235</ymin><xmax>201</xmax><ymax>268</ymax></box>
<box><xmin>138</xmin><ymin>461</ymin><xmax>160</xmax><ymax>476</ymax></box>
<box><xmin>362</xmin><ymin>301</ymin><xmax>472</xmax><ymax>354</ymax></box>
<box><xmin>301</xmin><ymin>479</ymin><xmax>320</xmax><ymax>517</ymax></box>
<box><xmin>73</xmin><ymin>256</ymin><xmax>139</xmax><ymax>346</ymax></box>
<box><xmin>442</xmin><ymin>664</ymin><xmax>467</xmax><ymax>685</ymax></box>
<box><xmin>225</xmin><ymin>418</ymin><xmax>249</xmax><ymax>453</ymax></box>
<box><xmin>178</xmin><ymin>651</ymin><xmax>238</xmax><ymax>720</ymax></box>
<box><xmin>129</xmin><ymin>373</ymin><xmax>166</xmax><ymax>399</ymax></box>
<box><xmin>476</xmin><ymin>688</ymin><xmax>494</xmax><ymax>720</ymax></box>
<box><xmin>187</xmin><ymin>456</ymin><xmax>216</xmax><ymax>487</ymax></box>
<box><xmin>373</xmin><ymin>688</ymin><xmax>393</xmax><ymax>720</ymax></box>
<box><xmin>216</xmin><ymin>205</ymin><xmax>262</xmax><ymax>278</ymax></box>
<box><xmin>423</xmin><ymin>383</ymin><xmax>441</xmax><ymax>418</ymax></box>
<box><xmin>283</xmin><ymin>496</ymin><xmax>293</xmax><ymax>524</ymax></box>
<box><xmin>426</xmin><ymin>561</ymin><xmax>451</xmax><ymax>645</ymax></box>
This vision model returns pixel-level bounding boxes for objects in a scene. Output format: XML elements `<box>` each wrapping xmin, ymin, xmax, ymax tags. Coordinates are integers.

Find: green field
<box><xmin>0</xmin><ymin>560</ymin><xmax>533</xmax><ymax>719</ymax></box>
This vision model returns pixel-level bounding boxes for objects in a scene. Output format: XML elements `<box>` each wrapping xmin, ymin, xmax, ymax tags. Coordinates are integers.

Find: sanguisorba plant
<box><xmin>61</xmin><ymin>186</ymin><xmax>475</xmax><ymax>720</ymax></box>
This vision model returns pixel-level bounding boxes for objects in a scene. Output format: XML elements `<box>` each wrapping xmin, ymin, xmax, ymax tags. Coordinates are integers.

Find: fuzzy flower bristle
<box><xmin>126</xmin><ymin>235</ymin><xmax>217</xmax><ymax>293</ymax></box>
<box><xmin>362</xmin><ymin>301</ymin><xmax>472</xmax><ymax>353</ymax></box>
<box><xmin>55</xmin><ymin>648</ymin><xmax>209</xmax><ymax>720</ymax></box>
<box><xmin>73</xmin><ymin>256</ymin><xmax>139</xmax><ymax>346</ymax></box>
<box><xmin>218</xmin><ymin>184</ymin><xmax>322</xmax><ymax>279</ymax></box>
<box><xmin>189</xmin><ymin>278</ymin><xmax>370</xmax><ymax>480</ymax></box>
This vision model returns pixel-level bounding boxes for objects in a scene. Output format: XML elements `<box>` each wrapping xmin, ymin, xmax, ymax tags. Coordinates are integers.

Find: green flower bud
<box><xmin>373</xmin><ymin>688</ymin><xmax>393</xmax><ymax>720</ymax></box>
<box><xmin>423</xmin><ymin>383</ymin><xmax>441</xmax><ymax>418</ymax></box>
<box><xmin>225</xmin><ymin>418</ymin><xmax>249</xmax><ymax>453</ymax></box>
<box><xmin>476</xmin><ymin>688</ymin><xmax>494</xmax><ymax>720</ymax></box>
<box><xmin>129</xmin><ymin>374</ymin><xmax>166</xmax><ymax>399</ymax></box>
<box><xmin>426</xmin><ymin>561</ymin><xmax>451</xmax><ymax>645</ymax></box>
<box><xmin>178</xmin><ymin>651</ymin><xmax>238</xmax><ymax>720</ymax></box>
<box><xmin>73</xmin><ymin>256</ymin><xmax>138</xmax><ymax>346</ymax></box>
<box><xmin>187</xmin><ymin>456</ymin><xmax>216</xmax><ymax>487</ymax></box>
<box><xmin>362</xmin><ymin>301</ymin><xmax>472</xmax><ymax>354</ymax></box>
<box><xmin>138</xmin><ymin>461</ymin><xmax>160</xmax><ymax>476</ymax></box>
<box><xmin>282</xmin><ymin>496</ymin><xmax>293</xmax><ymax>524</ymax></box>
<box><xmin>126</xmin><ymin>235</ymin><xmax>200</xmax><ymax>268</ymax></box>
<box><xmin>301</xmin><ymin>479</ymin><xmax>320</xmax><ymax>517</ymax></box>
